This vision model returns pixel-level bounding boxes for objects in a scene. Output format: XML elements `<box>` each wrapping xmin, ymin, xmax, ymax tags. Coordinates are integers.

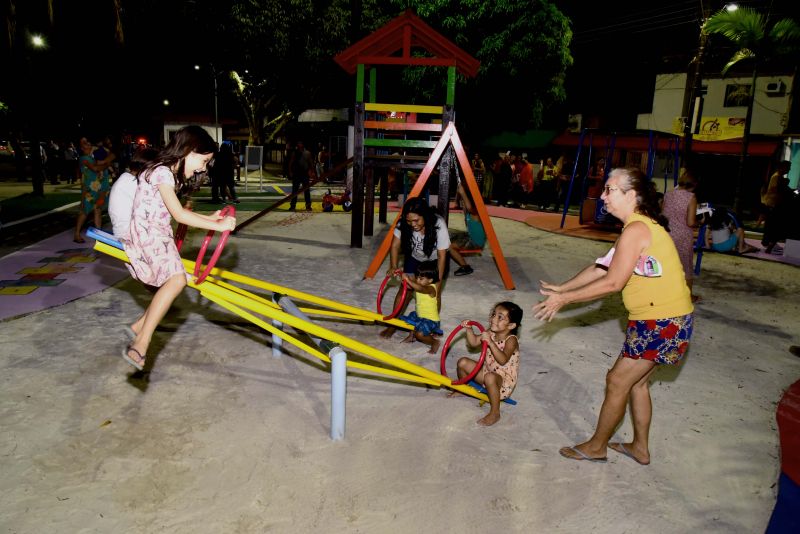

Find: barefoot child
<box><xmin>120</xmin><ymin>126</ymin><xmax>237</xmax><ymax>371</ymax></box>
<box><xmin>398</xmin><ymin>261</ymin><xmax>444</xmax><ymax>354</ymax></box>
<box><xmin>453</xmin><ymin>301</ymin><xmax>523</xmax><ymax>426</ymax></box>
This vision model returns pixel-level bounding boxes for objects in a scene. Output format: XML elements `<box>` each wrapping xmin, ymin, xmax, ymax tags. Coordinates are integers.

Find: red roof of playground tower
<box><xmin>334</xmin><ymin>10</ymin><xmax>480</xmax><ymax>78</ymax></box>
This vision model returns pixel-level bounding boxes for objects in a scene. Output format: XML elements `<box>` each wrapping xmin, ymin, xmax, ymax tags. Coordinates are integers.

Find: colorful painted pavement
<box><xmin>0</xmin><ymin>230</ymin><xmax>129</xmax><ymax>321</ymax></box>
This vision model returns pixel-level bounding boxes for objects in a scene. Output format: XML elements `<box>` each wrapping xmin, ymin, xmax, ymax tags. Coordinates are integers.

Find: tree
<box><xmin>704</xmin><ymin>7</ymin><xmax>800</xmax><ymax>215</ymax></box>
<box><xmin>227</xmin><ymin>0</ymin><xmax>367</xmax><ymax>145</ymax></box>
<box><xmin>384</xmin><ymin>0</ymin><xmax>573</xmax><ymax>137</ymax></box>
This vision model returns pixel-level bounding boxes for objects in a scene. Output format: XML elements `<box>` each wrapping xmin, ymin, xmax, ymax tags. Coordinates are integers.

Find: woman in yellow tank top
<box><xmin>533</xmin><ymin>167</ymin><xmax>693</xmax><ymax>465</ymax></box>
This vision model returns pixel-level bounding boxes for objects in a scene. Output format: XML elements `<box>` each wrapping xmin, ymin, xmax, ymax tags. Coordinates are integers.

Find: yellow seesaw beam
<box><xmin>205</xmin><ymin>277</ymin><xmax>380</xmax><ymax>324</ymax></box>
<box><xmin>93</xmin><ymin>241</ymin><xmax>487</xmax><ymax>401</ymax></box>
<box><xmin>200</xmin><ymin>288</ymin><xmax>440</xmax><ymax>387</ymax></box>
<box><xmin>185</xmin><ymin>259</ymin><xmax>412</xmax><ymax>329</ymax></box>
<box><xmin>196</xmin><ymin>277</ymin><xmax>488</xmax><ymax>401</ymax></box>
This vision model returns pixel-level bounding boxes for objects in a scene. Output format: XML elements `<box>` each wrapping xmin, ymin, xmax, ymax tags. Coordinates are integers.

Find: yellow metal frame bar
<box><xmin>93</xmin><ymin>241</ymin><xmax>487</xmax><ymax>401</ymax></box>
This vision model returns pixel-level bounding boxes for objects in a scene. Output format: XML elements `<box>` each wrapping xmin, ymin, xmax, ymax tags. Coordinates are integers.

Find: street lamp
<box><xmin>31</xmin><ymin>35</ymin><xmax>45</xmax><ymax>48</ymax></box>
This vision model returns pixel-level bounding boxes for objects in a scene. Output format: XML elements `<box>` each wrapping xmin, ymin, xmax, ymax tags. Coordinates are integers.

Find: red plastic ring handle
<box><xmin>440</xmin><ymin>321</ymin><xmax>488</xmax><ymax>386</ymax></box>
<box><xmin>174</xmin><ymin>208</ymin><xmax>191</xmax><ymax>252</ymax></box>
<box><xmin>193</xmin><ymin>205</ymin><xmax>235</xmax><ymax>284</ymax></box>
<box><xmin>377</xmin><ymin>270</ymin><xmax>408</xmax><ymax>321</ymax></box>
<box><xmin>174</xmin><ymin>223</ymin><xmax>188</xmax><ymax>252</ymax></box>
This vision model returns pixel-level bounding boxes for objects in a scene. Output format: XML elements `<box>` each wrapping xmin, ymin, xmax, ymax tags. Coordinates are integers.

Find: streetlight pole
<box><xmin>212</xmin><ymin>63</ymin><xmax>219</xmax><ymax>143</ymax></box>
<box><xmin>197</xmin><ymin>63</ymin><xmax>220</xmax><ymax>143</ymax></box>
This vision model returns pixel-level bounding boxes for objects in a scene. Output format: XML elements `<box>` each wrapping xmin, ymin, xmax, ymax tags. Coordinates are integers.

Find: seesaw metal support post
<box><xmin>274</xmin><ymin>293</ymin><xmax>347</xmax><ymax>441</ymax></box>
<box><xmin>271</xmin><ymin>293</ymin><xmax>284</xmax><ymax>359</ymax></box>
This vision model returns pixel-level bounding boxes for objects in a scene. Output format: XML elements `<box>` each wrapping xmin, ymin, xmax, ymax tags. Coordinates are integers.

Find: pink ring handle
<box><xmin>440</xmin><ymin>321</ymin><xmax>488</xmax><ymax>386</ymax></box>
<box><xmin>377</xmin><ymin>270</ymin><xmax>408</xmax><ymax>321</ymax></box>
<box><xmin>193</xmin><ymin>205</ymin><xmax>235</xmax><ymax>284</ymax></box>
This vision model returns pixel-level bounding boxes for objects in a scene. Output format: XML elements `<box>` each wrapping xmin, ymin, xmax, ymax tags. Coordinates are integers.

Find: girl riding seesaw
<box><xmin>119</xmin><ymin>126</ymin><xmax>236</xmax><ymax>371</ymax></box>
<box><xmin>445</xmin><ymin>301</ymin><xmax>523</xmax><ymax>426</ymax></box>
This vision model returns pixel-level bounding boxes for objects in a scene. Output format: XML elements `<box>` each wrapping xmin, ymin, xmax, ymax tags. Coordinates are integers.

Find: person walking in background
<box><xmin>662</xmin><ymin>170</ymin><xmax>700</xmax><ymax>302</ymax></box>
<box><xmin>494</xmin><ymin>152</ymin><xmax>513</xmax><ymax>207</ymax></box>
<box><xmin>45</xmin><ymin>140</ymin><xmax>62</xmax><ymax>184</ymax></box>
<box><xmin>63</xmin><ymin>141</ymin><xmax>79</xmax><ymax>184</ymax></box>
<box><xmin>316</xmin><ymin>144</ymin><xmax>328</xmax><ymax>179</ymax></box>
<box><xmin>289</xmin><ymin>140</ymin><xmax>314</xmax><ymax>211</ymax></box>
<box><xmin>73</xmin><ymin>137</ymin><xmax>113</xmax><ymax>243</ymax></box>
<box><xmin>761</xmin><ymin>161</ymin><xmax>793</xmax><ymax>254</ymax></box>
<box><xmin>518</xmin><ymin>153</ymin><xmax>534</xmax><ymax>207</ymax></box>
<box><xmin>210</xmin><ymin>143</ymin><xmax>239</xmax><ymax>204</ymax></box>
<box><xmin>538</xmin><ymin>157</ymin><xmax>558</xmax><ymax>210</ymax></box>
<box><xmin>533</xmin><ymin>167</ymin><xmax>693</xmax><ymax>464</ymax></box>
<box><xmin>470</xmin><ymin>152</ymin><xmax>486</xmax><ymax>198</ymax></box>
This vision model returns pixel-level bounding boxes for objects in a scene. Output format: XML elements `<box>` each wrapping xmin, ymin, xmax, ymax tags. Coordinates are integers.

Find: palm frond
<box><xmin>721</xmin><ymin>48</ymin><xmax>755</xmax><ymax>76</ymax></box>
<box><xmin>704</xmin><ymin>7</ymin><xmax>765</xmax><ymax>49</ymax></box>
<box><xmin>113</xmin><ymin>0</ymin><xmax>124</xmax><ymax>44</ymax></box>
<box><xmin>769</xmin><ymin>18</ymin><xmax>800</xmax><ymax>46</ymax></box>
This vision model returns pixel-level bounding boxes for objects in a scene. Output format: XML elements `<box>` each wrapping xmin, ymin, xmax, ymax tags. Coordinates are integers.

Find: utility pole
<box><xmin>212</xmin><ymin>63</ymin><xmax>220</xmax><ymax>144</ymax></box>
<box><xmin>681</xmin><ymin>9</ymin><xmax>710</xmax><ymax>169</ymax></box>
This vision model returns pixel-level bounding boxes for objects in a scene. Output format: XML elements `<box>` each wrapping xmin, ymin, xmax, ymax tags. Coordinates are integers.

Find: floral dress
<box><xmin>662</xmin><ymin>188</ymin><xmax>695</xmax><ymax>280</ymax></box>
<box><xmin>79</xmin><ymin>154</ymin><xmax>109</xmax><ymax>215</ymax></box>
<box><xmin>484</xmin><ymin>333</ymin><xmax>520</xmax><ymax>399</ymax></box>
<box><xmin>125</xmin><ymin>166</ymin><xmax>186</xmax><ymax>287</ymax></box>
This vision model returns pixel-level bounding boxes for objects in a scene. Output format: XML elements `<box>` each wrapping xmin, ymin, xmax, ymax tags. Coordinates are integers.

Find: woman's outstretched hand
<box><xmin>539</xmin><ymin>280</ymin><xmax>561</xmax><ymax>293</ymax></box>
<box><xmin>532</xmin><ymin>281</ymin><xmax>565</xmax><ymax>322</ymax></box>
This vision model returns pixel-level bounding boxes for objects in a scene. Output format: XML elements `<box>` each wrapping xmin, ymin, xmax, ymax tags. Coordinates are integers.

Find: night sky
<box><xmin>3</xmin><ymin>0</ymin><xmax>796</xmax><ymax>143</ymax></box>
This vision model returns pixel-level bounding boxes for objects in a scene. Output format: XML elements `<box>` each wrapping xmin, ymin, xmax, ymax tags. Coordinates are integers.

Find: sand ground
<box><xmin>1</xmin><ymin>211</ymin><xmax>798</xmax><ymax>533</ymax></box>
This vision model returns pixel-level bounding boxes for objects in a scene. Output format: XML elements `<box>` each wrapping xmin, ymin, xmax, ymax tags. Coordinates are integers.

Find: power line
<box><xmin>576</xmin><ymin>5</ymin><xmax>699</xmax><ymax>36</ymax></box>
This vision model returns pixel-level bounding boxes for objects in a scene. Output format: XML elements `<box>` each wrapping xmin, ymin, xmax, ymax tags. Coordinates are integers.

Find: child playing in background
<box><xmin>399</xmin><ymin>261</ymin><xmax>444</xmax><ymax>354</ymax></box>
<box><xmin>451</xmin><ymin>301</ymin><xmax>523</xmax><ymax>426</ymax></box>
<box><xmin>705</xmin><ymin>208</ymin><xmax>759</xmax><ymax>255</ymax></box>
<box><xmin>108</xmin><ymin>147</ymin><xmax>158</xmax><ymax>240</ymax></box>
<box><xmin>121</xmin><ymin>126</ymin><xmax>236</xmax><ymax>371</ymax></box>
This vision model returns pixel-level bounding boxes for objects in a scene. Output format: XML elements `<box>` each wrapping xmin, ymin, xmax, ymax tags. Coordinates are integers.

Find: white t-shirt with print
<box><xmin>393</xmin><ymin>214</ymin><xmax>451</xmax><ymax>261</ymax></box>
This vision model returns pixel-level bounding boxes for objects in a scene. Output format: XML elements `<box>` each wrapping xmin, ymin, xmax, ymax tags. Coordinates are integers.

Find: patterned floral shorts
<box><xmin>621</xmin><ymin>314</ymin><xmax>693</xmax><ymax>365</ymax></box>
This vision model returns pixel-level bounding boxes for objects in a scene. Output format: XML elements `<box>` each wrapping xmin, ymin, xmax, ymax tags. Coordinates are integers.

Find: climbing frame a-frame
<box><xmin>364</xmin><ymin>123</ymin><xmax>515</xmax><ymax>290</ymax></box>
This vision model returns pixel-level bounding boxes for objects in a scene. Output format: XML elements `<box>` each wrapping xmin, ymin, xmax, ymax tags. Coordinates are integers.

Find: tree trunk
<box><xmin>732</xmin><ymin>65</ymin><xmax>758</xmax><ymax>216</ymax></box>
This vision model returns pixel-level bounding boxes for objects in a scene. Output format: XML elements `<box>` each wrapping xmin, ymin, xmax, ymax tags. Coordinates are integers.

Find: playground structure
<box><xmin>557</xmin><ymin>128</ymin><xmax>681</xmax><ymax>229</ymax></box>
<box><xmin>362</xmin><ymin>123</ymin><xmax>516</xmax><ymax>290</ymax></box>
<box><xmin>334</xmin><ymin>10</ymin><xmax>480</xmax><ymax>248</ymax></box>
<box><xmin>87</xmin><ymin>227</ymin><xmax>496</xmax><ymax>441</ymax></box>
<box><xmin>333</xmin><ymin>11</ymin><xmax>513</xmax><ymax>289</ymax></box>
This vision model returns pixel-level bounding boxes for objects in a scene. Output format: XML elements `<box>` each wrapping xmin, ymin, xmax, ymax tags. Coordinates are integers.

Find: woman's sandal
<box><xmin>121</xmin><ymin>345</ymin><xmax>145</xmax><ymax>371</ymax></box>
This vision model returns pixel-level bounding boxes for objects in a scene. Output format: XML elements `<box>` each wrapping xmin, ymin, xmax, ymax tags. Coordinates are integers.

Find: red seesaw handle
<box><xmin>174</xmin><ymin>206</ymin><xmax>191</xmax><ymax>252</ymax></box>
<box><xmin>440</xmin><ymin>321</ymin><xmax>489</xmax><ymax>386</ymax></box>
<box><xmin>377</xmin><ymin>269</ymin><xmax>409</xmax><ymax>321</ymax></box>
<box><xmin>193</xmin><ymin>205</ymin><xmax>235</xmax><ymax>284</ymax></box>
